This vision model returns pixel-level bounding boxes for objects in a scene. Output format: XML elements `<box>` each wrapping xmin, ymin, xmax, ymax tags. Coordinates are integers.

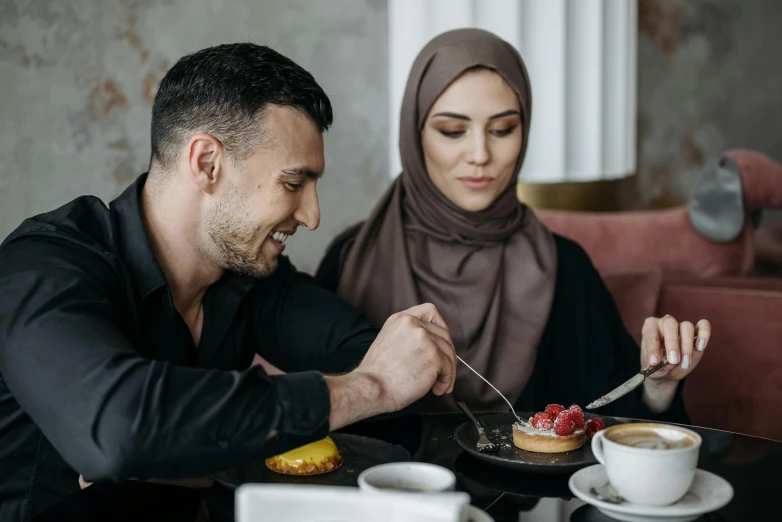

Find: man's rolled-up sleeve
<box><xmin>0</xmin><ymin>239</ymin><xmax>331</xmax><ymax>482</ymax></box>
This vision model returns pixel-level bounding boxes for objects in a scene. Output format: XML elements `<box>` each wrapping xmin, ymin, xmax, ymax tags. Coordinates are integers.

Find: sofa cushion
<box><xmin>602</xmin><ymin>270</ymin><xmax>664</xmax><ymax>345</ymax></box>
<box><xmin>660</xmin><ymin>276</ymin><xmax>782</xmax><ymax>442</ymax></box>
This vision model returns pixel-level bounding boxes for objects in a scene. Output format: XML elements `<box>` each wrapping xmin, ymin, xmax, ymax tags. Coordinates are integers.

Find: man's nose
<box><xmin>294</xmin><ymin>183</ymin><xmax>320</xmax><ymax>231</ymax></box>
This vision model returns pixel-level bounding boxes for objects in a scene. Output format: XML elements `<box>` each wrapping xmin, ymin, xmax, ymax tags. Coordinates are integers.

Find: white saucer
<box><xmin>568</xmin><ymin>464</ymin><xmax>733</xmax><ymax>522</ymax></box>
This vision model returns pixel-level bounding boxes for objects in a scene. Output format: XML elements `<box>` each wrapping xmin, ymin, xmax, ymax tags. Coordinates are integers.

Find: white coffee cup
<box><xmin>357</xmin><ymin>462</ymin><xmax>456</xmax><ymax>493</ymax></box>
<box><xmin>591</xmin><ymin>422</ymin><xmax>701</xmax><ymax>506</ymax></box>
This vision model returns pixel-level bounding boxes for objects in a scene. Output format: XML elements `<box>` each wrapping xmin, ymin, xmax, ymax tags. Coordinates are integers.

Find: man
<box><xmin>0</xmin><ymin>43</ymin><xmax>457</xmax><ymax>521</ymax></box>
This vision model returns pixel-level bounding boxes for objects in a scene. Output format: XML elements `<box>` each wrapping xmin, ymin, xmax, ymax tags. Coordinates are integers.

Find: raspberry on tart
<box><xmin>531</xmin><ymin>412</ymin><xmax>553</xmax><ymax>431</ymax></box>
<box><xmin>554</xmin><ymin>409</ymin><xmax>577</xmax><ymax>436</ymax></box>
<box><xmin>512</xmin><ymin>404</ymin><xmax>594</xmax><ymax>454</ymax></box>
<box><xmin>585</xmin><ymin>417</ymin><xmax>606</xmax><ymax>439</ymax></box>
<box><xmin>568</xmin><ymin>404</ymin><xmax>585</xmax><ymax>430</ymax></box>
<box><xmin>544</xmin><ymin>403</ymin><xmax>565</xmax><ymax>421</ymax></box>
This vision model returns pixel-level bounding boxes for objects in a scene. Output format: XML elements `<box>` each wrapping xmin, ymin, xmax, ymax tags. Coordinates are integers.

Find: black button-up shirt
<box><xmin>0</xmin><ymin>174</ymin><xmax>377</xmax><ymax>522</ymax></box>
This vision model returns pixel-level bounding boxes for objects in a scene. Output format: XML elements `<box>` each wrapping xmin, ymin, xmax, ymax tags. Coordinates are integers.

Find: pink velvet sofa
<box><xmin>536</xmin><ymin>149</ymin><xmax>782</xmax><ymax>442</ymax></box>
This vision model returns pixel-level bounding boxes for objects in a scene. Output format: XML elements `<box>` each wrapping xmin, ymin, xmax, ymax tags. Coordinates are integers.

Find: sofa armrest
<box><xmin>537</xmin><ymin>207</ymin><xmax>754</xmax><ymax>277</ymax></box>
<box><xmin>657</xmin><ymin>276</ymin><xmax>782</xmax><ymax>442</ymax></box>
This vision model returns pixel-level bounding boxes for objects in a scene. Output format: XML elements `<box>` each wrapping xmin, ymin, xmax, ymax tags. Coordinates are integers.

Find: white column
<box><xmin>388</xmin><ymin>0</ymin><xmax>429</xmax><ymax>178</ymax></box>
<box><xmin>566</xmin><ymin>0</ymin><xmax>603</xmax><ymax>181</ymax></box>
<box><xmin>474</xmin><ymin>0</ymin><xmax>521</xmax><ymax>51</ymax></box>
<box><xmin>388</xmin><ymin>0</ymin><xmax>638</xmax><ymax>183</ymax></box>
<box><xmin>518</xmin><ymin>0</ymin><xmax>567</xmax><ymax>183</ymax></box>
<box><xmin>602</xmin><ymin>0</ymin><xmax>637</xmax><ymax>179</ymax></box>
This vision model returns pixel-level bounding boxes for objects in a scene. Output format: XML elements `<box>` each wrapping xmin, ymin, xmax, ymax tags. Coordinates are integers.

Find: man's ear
<box><xmin>186</xmin><ymin>133</ymin><xmax>224</xmax><ymax>194</ymax></box>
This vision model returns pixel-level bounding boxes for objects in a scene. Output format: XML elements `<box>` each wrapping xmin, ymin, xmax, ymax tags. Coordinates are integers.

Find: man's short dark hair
<box><xmin>150</xmin><ymin>43</ymin><xmax>333</xmax><ymax>170</ymax></box>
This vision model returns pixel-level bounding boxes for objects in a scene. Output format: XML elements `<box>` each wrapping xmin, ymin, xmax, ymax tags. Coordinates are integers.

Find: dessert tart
<box><xmin>512</xmin><ymin>404</ymin><xmax>605</xmax><ymax>454</ymax></box>
<box><xmin>265</xmin><ymin>436</ymin><xmax>343</xmax><ymax>475</ymax></box>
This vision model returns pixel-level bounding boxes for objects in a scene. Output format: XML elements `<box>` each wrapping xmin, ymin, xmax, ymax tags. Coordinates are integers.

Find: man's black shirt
<box><xmin>0</xmin><ymin>174</ymin><xmax>376</xmax><ymax>521</ymax></box>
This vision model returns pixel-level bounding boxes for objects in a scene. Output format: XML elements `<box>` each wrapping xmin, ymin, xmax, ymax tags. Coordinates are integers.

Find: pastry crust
<box><xmin>265</xmin><ymin>454</ymin><xmax>343</xmax><ymax>475</ymax></box>
<box><xmin>265</xmin><ymin>436</ymin><xmax>343</xmax><ymax>475</ymax></box>
<box><xmin>512</xmin><ymin>424</ymin><xmax>586</xmax><ymax>453</ymax></box>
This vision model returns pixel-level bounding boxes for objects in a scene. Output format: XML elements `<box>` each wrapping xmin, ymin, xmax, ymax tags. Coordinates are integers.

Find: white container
<box><xmin>591</xmin><ymin>422</ymin><xmax>702</xmax><ymax>507</ymax></box>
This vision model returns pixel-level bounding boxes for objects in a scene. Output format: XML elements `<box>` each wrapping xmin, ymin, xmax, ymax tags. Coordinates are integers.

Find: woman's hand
<box><xmin>638</xmin><ymin>315</ymin><xmax>711</xmax><ymax>412</ymax></box>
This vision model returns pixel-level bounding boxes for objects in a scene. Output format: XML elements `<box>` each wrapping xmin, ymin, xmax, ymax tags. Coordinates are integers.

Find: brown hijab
<box><xmin>338</xmin><ymin>29</ymin><xmax>557</xmax><ymax>411</ymax></box>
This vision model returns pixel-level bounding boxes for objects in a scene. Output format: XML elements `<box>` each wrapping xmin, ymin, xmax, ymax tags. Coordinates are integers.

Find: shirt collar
<box><xmin>109</xmin><ymin>173</ymin><xmax>256</xmax><ymax>306</ymax></box>
<box><xmin>110</xmin><ymin>173</ymin><xmax>168</xmax><ymax>302</ymax></box>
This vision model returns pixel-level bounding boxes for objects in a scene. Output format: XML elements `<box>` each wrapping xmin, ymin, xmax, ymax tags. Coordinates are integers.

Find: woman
<box><xmin>317</xmin><ymin>29</ymin><xmax>709</xmax><ymax>421</ymax></box>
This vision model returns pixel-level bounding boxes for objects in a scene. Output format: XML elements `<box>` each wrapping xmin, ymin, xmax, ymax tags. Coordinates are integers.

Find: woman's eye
<box><xmin>491</xmin><ymin>126</ymin><xmax>517</xmax><ymax>137</ymax></box>
<box><xmin>439</xmin><ymin>129</ymin><xmax>465</xmax><ymax>138</ymax></box>
<box><xmin>284</xmin><ymin>182</ymin><xmax>302</xmax><ymax>192</ymax></box>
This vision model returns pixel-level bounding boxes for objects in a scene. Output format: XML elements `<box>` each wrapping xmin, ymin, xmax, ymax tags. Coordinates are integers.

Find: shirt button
<box><xmin>217</xmin><ymin>440</ymin><xmax>228</xmax><ymax>448</ymax></box>
<box><xmin>300</xmin><ymin>419</ymin><xmax>310</xmax><ymax>429</ymax></box>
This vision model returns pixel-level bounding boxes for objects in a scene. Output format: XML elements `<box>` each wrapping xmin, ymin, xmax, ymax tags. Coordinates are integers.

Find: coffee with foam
<box><xmin>606</xmin><ymin>425</ymin><xmax>698</xmax><ymax>450</ymax></box>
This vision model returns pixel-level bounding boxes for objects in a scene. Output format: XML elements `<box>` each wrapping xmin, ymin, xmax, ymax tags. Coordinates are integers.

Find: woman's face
<box><xmin>421</xmin><ymin>68</ymin><xmax>522</xmax><ymax>212</ymax></box>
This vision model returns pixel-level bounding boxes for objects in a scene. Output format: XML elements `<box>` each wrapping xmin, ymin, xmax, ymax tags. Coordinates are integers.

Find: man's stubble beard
<box><xmin>204</xmin><ymin>187</ymin><xmax>276</xmax><ymax>279</ymax></box>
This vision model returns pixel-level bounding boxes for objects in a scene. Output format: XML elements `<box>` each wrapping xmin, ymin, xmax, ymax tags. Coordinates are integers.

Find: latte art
<box><xmin>607</xmin><ymin>427</ymin><xmax>698</xmax><ymax>450</ymax></box>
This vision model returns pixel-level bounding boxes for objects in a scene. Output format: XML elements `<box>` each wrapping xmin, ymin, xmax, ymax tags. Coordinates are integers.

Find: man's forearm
<box><xmin>325</xmin><ymin>372</ymin><xmax>385</xmax><ymax>431</ymax></box>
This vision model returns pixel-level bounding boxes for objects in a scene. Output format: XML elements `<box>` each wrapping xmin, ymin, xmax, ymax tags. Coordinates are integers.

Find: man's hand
<box><xmin>326</xmin><ymin>303</ymin><xmax>456</xmax><ymax>431</ymax></box>
<box><xmin>639</xmin><ymin>315</ymin><xmax>711</xmax><ymax>412</ymax></box>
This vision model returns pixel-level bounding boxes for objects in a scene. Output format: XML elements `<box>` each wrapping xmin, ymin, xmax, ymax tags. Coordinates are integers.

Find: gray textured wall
<box><xmin>637</xmin><ymin>0</ymin><xmax>782</xmax><ymax>208</ymax></box>
<box><xmin>0</xmin><ymin>0</ymin><xmax>388</xmax><ymax>273</ymax></box>
<box><xmin>3</xmin><ymin>0</ymin><xmax>782</xmax><ymax>271</ymax></box>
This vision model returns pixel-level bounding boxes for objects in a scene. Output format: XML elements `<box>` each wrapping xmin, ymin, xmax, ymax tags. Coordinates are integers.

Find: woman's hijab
<box><xmin>338</xmin><ymin>29</ymin><xmax>557</xmax><ymax>411</ymax></box>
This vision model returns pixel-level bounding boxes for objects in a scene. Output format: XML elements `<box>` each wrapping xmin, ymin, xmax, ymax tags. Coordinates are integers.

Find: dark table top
<box><xmin>36</xmin><ymin>413</ymin><xmax>781</xmax><ymax>522</ymax></box>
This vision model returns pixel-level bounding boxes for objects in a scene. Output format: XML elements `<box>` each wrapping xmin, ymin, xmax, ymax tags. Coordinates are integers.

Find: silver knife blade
<box><xmin>585</xmin><ymin>356</ymin><xmax>669</xmax><ymax>410</ymax></box>
<box><xmin>585</xmin><ymin>373</ymin><xmax>644</xmax><ymax>410</ymax></box>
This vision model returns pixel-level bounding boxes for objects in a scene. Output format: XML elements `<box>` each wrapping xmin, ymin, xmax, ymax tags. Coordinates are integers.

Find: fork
<box><xmin>456</xmin><ymin>401</ymin><xmax>498</xmax><ymax>453</ymax></box>
<box><xmin>457</xmin><ymin>355</ymin><xmax>525</xmax><ymax>424</ymax></box>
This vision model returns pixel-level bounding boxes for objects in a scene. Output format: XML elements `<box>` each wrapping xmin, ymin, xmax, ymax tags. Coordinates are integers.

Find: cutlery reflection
<box><xmin>590</xmin><ymin>482</ymin><xmax>624</xmax><ymax>504</ymax></box>
<box><xmin>456</xmin><ymin>401</ymin><xmax>498</xmax><ymax>454</ymax></box>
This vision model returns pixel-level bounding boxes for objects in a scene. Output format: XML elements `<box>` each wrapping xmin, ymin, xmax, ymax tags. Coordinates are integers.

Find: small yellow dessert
<box><xmin>265</xmin><ymin>436</ymin><xmax>343</xmax><ymax>475</ymax></box>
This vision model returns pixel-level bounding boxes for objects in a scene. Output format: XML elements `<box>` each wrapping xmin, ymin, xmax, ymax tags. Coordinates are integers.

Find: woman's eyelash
<box><xmin>438</xmin><ymin>126</ymin><xmax>518</xmax><ymax>139</ymax></box>
<box><xmin>492</xmin><ymin>126</ymin><xmax>517</xmax><ymax>136</ymax></box>
<box><xmin>439</xmin><ymin>130</ymin><xmax>464</xmax><ymax>138</ymax></box>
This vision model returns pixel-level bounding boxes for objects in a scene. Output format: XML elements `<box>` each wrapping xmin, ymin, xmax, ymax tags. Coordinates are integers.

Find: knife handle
<box><xmin>641</xmin><ymin>356</ymin><xmax>669</xmax><ymax>378</ymax></box>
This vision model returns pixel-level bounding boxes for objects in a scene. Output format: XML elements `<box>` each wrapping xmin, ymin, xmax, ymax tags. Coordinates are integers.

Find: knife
<box><xmin>585</xmin><ymin>357</ymin><xmax>669</xmax><ymax>410</ymax></box>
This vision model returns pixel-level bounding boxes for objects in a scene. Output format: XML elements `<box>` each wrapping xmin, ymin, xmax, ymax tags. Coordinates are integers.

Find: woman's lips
<box><xmin>458</xmin><ymin>177</ymin><xmax>493</xmax><ymax>190</ymax></box>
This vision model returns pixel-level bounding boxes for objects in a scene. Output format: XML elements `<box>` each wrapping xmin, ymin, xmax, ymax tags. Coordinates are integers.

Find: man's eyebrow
<box><xmin>281</xmin><ymin>167</ymin><xmax>322</xmax><ymax>179</ymax></box>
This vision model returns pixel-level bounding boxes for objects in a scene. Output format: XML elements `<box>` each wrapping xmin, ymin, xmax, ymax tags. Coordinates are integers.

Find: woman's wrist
<box><xmin>641</xmin><ymin>379</ymin><xmax>679</xmax><ymax>413</ymax></box>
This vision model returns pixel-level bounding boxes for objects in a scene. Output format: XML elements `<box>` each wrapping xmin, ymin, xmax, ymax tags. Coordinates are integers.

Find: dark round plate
<box><xmin>455</xmin><ymin>412</ymin><xmax>618</xmax><ymax>474</ymax></box>
<box><xmin>211</xmin><ymin>433</ymin><xmax>410</xmax><ymax>489</ymax></box>
<box><xmin>454</xmin><ymin>451</ymin><xmax>573</xmax><ymax>498</ymax></box>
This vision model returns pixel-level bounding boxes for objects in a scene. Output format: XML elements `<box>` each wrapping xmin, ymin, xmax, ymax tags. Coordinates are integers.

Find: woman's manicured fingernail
<box><xmin>697</xmin><ymin>339</ymin><xmax>706</xmax><ymax>352</ymax></box>
<box><xmin>650</xmin><ymin>354</ymin><xmax>659</xmax><ymax>365</ymax></box>
<box><xmin>668</xmin><ymin>351</ymin><xmax>679</xmax><ymax>364</ymax></box>
<box><xmin>682</xmin><ymin>355</ymin><xmax>690</xmax><ymax>370</ymax></box>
